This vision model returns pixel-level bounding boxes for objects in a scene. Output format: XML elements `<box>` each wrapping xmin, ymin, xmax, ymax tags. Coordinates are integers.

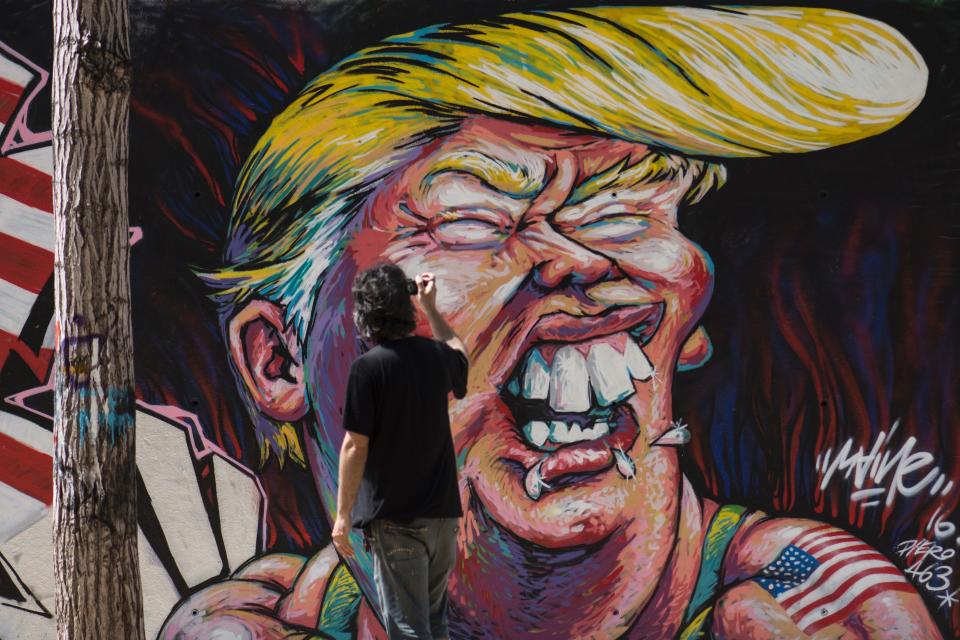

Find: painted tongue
<box><xmin>540</xmin><ymin>440</ymin><xmax>612</xmax><ymax>482</ymax></box>
<box><xmin>523</xmin><ymin>438</ymin><xmax>638</xmax><ymax>500</ymax></box>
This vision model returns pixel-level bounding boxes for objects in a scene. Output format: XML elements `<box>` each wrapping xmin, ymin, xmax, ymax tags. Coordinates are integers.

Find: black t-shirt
<box><xmin>342</xmin><ymin>335</ymin><xmax>467</xmax><ymax>527</ymax></box>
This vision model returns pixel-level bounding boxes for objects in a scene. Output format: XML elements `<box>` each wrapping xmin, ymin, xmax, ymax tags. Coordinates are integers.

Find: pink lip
<box><xmin>502</xmin><ymin>404</ymin><xmax>641</xmax><ymax>485</ymax></box>
<box><xmin>490</xmin><ymin>303</ymin><xmax>664</xmax><ymax>387</ymax></box>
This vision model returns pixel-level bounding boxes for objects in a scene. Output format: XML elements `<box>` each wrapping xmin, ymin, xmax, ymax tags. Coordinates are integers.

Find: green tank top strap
<box><xmin>314</xmin><ymin>508</ymin><xmax>749</xmax><ymax>639</ymax></box>
<box><xmin>678</xmin><ymin>504</ymin><xmax>749</xmax><ymax>639</ymax></box>
<box><xmin>316</xmin><ymin>562</ymin><xmax>363</xmax><ymax>640</ymax></box>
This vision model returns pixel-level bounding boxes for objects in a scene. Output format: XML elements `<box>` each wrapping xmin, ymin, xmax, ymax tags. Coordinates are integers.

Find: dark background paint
<box><xmin>1</xmin><ymin>0</ymin><xmax>958</xmax><ymax>635</ymax></box>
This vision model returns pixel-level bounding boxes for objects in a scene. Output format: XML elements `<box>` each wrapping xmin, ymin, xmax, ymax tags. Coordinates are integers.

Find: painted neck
<box><xmin>449</xmin><ymin>476</ymin><xmax>687</xmax><ymax>639</ymax></box>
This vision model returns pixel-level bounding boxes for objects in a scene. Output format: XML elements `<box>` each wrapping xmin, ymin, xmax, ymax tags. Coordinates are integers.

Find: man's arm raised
<box><xmin>416</xmin><ymin>272</ymin><xmax>469</xmax><ymax>364</ymax></box>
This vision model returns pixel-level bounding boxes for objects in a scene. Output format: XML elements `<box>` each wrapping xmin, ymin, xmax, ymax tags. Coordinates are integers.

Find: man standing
<box><xmin>332</xmin><ymin>264</ymin><xmax>468</xmax><ymax>639</ymax></box>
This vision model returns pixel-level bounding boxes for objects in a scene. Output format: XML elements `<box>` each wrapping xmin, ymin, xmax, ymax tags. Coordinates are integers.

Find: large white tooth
<box><xmin>612</xmin><ymin>447</ymin><xmax>637</xmax><ymax>479</ymax></box>
<box><xmin>551</xmin><ymin>421</ymin><xmax>615</xmax><ymax>444</ymax></box>
<box><xmin>524</xmin><ymin>461</ymin><xmax>549</xmax><ymax>500</ymax></box>
<box><xmin>624</xmin><ymin>340</ymin><xmax>654</xmax><ymax>381</ymax></box>
<box><xmin>522</xmin><ymin>348</ymin><xmax>551</xmax><ymax>399</ymax></box>
<box><xmin>550</xmin><ymin>420</ymin><xmax>571</xmax><ymax>444</ymax></box>
<box><xmin>586</xmin><ymin>343</ymin><xmax>635</xmax><ymax>406</ymax></box>
<box><xmin>548</xmin><ymin>346</ymin><xmax>591</xmax><ymax>412</ymax></box>
<box><xmin>589</xmin><ymin>421</ymin><xmax>611</xmax><ymax>439</ymax></box>
<box><xmin>523</xmin><ymin>421</ymin><xmax>550</xmax><ymax>448</ymax></box>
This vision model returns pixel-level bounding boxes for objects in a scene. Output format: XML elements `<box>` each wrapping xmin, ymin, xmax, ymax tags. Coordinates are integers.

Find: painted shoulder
<box><xmin>716</xmin><ymin>517</ymin><xmax>940</xmax><ymax>638</ymax></box>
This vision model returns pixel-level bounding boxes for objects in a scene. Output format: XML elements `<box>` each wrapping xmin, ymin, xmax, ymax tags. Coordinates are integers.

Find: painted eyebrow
<box><xmin>420</xmin><ymin>150</ymin><xmax>544</xmax><ymax>200</ymax></box>
<box><xmin>566</xmin><ymin>152</ymin><xmax>685</xmax><ymax>206</ymax></box>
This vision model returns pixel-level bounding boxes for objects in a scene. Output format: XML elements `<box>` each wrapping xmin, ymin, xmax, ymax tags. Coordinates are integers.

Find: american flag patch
<box><xmin>754</xmin><ymin>525</ymin><xmax>914</xmax><ymax>634</ymax></box>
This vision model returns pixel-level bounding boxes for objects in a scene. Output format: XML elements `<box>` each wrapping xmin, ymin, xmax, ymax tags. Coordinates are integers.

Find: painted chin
<box><xmin>458</xmin><ymin>385</ymin><xmax>675</xmax><ymax>549</ymax></box>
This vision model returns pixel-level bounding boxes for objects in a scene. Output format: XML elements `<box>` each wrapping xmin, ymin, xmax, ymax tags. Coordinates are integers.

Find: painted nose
<box><xmin>525</xmin><ymin>222</ymin><xmax>615</xmax><ymax>288</ymax></box>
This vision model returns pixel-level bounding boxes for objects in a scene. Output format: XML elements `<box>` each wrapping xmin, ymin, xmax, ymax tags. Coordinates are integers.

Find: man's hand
<box><xmin>415</xmin><ymin>272</ymin><xmax>469</xmax><ymax>363</ymax></box>
<box><xmin>415</xmin><ymin>272</ymin><xmax>438</xmax><ymax>310</ymax></box>
<box><xmin>331</xmin><ymin>514</ymin><xmax>355</xmax><ymax>560</ymax></box>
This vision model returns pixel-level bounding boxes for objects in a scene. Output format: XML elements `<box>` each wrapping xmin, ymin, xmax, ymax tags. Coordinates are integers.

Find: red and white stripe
<box><xmin>0</xmin><ymin>147</ymin><xmax>55</xmax><ymax>376</ymax></box>
<box><xmin>0</xmin><ymin>47</ymin><xmax>33</xmax><ymax>129</ymax></box>
<box><xmin>0</xmin><ymin>409</ymin><xmax>52</xmax><ymax>544</ymax></box>
<box><xmin>780</xmin><ymin>525</ymin><xmax>914</xmax><ymax>634</ymax></box>
<box><xmin>0</xmin><ymin>46</ymin><xmax>55</xmax><ymax>376</ymax></box>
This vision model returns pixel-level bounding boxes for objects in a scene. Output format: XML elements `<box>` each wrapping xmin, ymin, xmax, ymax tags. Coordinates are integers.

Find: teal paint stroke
<box><xmin>76</xmin><ymin>386</ymin><xmax>135</xmax><ymax>445</ymax></box>
<box><xmin>105</xmin><ymin>386</ymin><xmax>135</xmax><ymax>444</ymax></box>
<box><xmin>77</xmin><ymin>387</ymin><xmax>92</xmax><ymax>443</ymax></box>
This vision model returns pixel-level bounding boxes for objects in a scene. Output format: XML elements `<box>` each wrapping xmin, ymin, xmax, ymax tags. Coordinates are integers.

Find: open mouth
<box><xmin>498</xmin><ymin>303</ymin><xmax>664</xmax><ymax>500</ymax></box>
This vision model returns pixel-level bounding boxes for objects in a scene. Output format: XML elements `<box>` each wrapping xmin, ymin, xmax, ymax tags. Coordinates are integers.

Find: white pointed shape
<box><xmin>213</xmin><ymin>456</ymin><xmax>262</xmax><ymax>573</ymax></box>
<box><xmin>550</xmin><ymin>420</ymin><xmax>571</xmax><ymax>444</ymax></box>
<box><xmin>586</xmin><ymin>342</ymin><xmax>635</xmax><ymax>406</ymax></box>
<box><xmin>591</xmin><ymin>421</ymin><xmax>611</xmax><ymax>439</ymax></box>
<box><xmin>0</xmin><ymin>481</ymin><xmax>46</xmax><ymax>543</ymax></box>
<box><xmin>524</xmin><ymin>461</ymin><xmax>548</xmax><ymax>500</ymax></box>
<box><xmin>136</xmin><ymin>411</ymin><xmax>222</xmax><ymax>586</ymax></box>
<box><xmin>652</xmin><ymin>421</ymin><xmax>691</xmax><ymax>447</ymax></box>
<box><xmin>522</xmin><ymin>348</ymin><xmax>550</xmax><ymax>400</ymax></box>
<box><xmin>569</xmin><ymin>423</ymin><xmax>584</xmax><ymax>440</ymax></box>
<box><xmin>138</xmin><ymin>528</ymin><xmax>181</xmax><ymax>639</ymax></box>
<box><xmin>624</xmin><ymin>340</ymin><xmax>654</xmax><ymax>381</ymax></box>
<box><xmin>0</xmin><ymin>277</ymin><xmax>38</xmax><ymax>337</ymax></box>
<box><xmin>613</xmin><ymin>448</ymin><xmax>637</xmax><ymax>479</ymax></box>
<box><xmin>0</xmin><ymin>545</ymin><xmax>54</xmax><ymax>638</ymax></box>
<box><xmin>2</xmin><ymin>513</ymin><xmax>54</xmax><ymax>631</ymax></box>
<box><xmin>548</xmin><ymin>346</ymin><xmax>591</xmax><ymax>412</ymax></box>
<box><xmin>523</xmin><ymin>421</ymin><xmax>550</xmax><ymax>448</ymax></box>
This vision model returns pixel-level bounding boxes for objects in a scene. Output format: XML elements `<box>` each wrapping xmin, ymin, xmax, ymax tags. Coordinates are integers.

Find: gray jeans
<box><xmin>366</xmin><ymin>517</ymin><xmax>459</xmax><ymax>639</ymax></box>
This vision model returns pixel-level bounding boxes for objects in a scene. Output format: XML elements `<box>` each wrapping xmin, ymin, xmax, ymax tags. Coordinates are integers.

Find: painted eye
<box><xmin>573</xmin><ymin>215</ymin><xmax>650</xmax><ymax>242</ymax></box>
<box><xmin>432</xmin><ymin>218</ymin><xmax>509</xmax><ymax>249</ymax></box>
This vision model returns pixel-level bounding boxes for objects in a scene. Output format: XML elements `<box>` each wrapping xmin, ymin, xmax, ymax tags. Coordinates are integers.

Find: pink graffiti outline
<box><xmin>0</xmin><ymin>40</ymin><xmax>53</xmax><ymax>155</ymax></box>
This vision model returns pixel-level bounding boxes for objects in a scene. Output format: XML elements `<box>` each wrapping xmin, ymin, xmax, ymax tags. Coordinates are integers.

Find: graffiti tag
<box><xmin>896</xmin><ymin>539</ymin><xmax>960</xmax><ymax>610</ymax></box>
<box><xmin>815</xmin><ymin>419</ymin><xmax>954</xmax><ymax>509</ymax></box>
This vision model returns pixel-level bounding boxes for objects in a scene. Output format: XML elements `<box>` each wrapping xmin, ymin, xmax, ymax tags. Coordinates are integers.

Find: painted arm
<box><xmin>158</xmin><ymin>547</ymin><xmax>386</xmax><ymax>639</ymax></box>
<box><xmin>332</xmin><ymin>430</ymin><xmax>369</xmax><ymax>559</ymax></box>
<box><xmin>715</xmin><ymin>518</ymin><xmax>942</xmax><ymax>639</ymax></box>
<box><xmin>157</xmin><ymin>553</ymin><xmax>330</xmax><ymax>639</ymax></box>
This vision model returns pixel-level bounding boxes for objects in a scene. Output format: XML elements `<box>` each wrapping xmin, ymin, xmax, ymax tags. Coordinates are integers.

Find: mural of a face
<box><xmin>213</xmin><ymin>5</ymin><xmax>940</xmax><ymax>637</ymax></box>
<box><xmin>315</xmin><ymin>115</ymin><xmax>710</xmax><ymax>533</ymax></box>
<box><xmin>298</xmin><ymin>116</ymin><xmax>715</xmax><ymax>627</ymax></box>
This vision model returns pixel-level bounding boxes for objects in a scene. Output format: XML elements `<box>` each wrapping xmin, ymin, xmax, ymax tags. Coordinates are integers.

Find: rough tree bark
<box><xmin>52</xmin><ymin>0</ymin><xmax>144</xmax><ymax>637</ymax></box>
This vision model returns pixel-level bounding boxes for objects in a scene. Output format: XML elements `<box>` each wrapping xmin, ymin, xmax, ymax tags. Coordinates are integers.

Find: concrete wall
<box><xmin>1</xmin><ymin>1</ymin><xmax>958</xmax><ymax>637</ymax></box>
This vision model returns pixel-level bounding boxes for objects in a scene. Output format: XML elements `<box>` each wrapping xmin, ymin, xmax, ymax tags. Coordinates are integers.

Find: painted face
<box><xmin>308</xmin><ymin>116</ymin><xmax>714</xmax><ymax>550</ymax></box>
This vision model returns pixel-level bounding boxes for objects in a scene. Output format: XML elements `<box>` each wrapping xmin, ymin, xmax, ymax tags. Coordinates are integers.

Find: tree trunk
<box><xmin>51</xmin><ymin>0</ymin><xmax>144</xmax><ymax>637</ymax></box>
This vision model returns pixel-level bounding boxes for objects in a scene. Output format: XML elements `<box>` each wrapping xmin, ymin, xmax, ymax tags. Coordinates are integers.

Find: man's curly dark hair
<box><xmin>352</xmin><ymin>263</ymin><xmax>417</xmax><ymax>342</ymax></box>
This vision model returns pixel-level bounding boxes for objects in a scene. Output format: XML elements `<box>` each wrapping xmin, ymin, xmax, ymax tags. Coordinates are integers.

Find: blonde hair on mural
<box><xmin>202</xmin><ymin>5</ymin><xmax>926</xmax><ymax>338</ymax></box>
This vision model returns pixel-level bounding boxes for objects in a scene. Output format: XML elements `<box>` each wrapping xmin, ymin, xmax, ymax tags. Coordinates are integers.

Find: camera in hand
<box><xmin>405</xmin><ymin>279</ymin><xmax>418</xmax><ymax>295</ymax></box>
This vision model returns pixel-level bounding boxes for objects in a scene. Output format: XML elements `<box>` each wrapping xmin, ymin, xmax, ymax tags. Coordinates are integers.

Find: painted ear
<box><xmin>227</xmin><ymin>299</ymin><xmax>307</xmax><ymax>421</ymax></box>
<box><xmin>677</xmin><ymin>325</ymin><xmax>713</xmax><ymax>371</ymax></box>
